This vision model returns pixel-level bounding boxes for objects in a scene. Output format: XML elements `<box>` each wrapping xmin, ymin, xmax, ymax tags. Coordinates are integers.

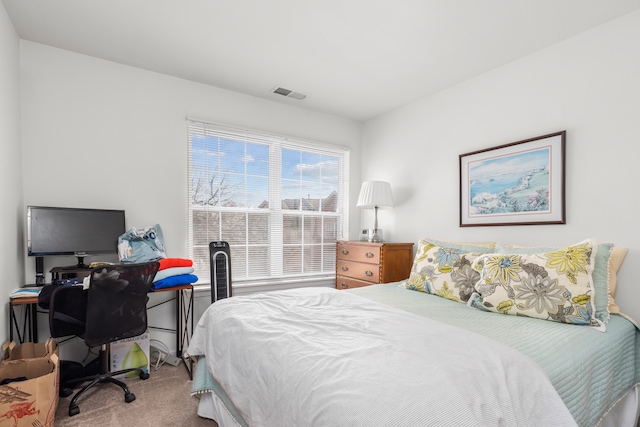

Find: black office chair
<box><xmin>48</xmin><ymin>261</ymin><xmax>160</xmax><ymax>417</ymax></box>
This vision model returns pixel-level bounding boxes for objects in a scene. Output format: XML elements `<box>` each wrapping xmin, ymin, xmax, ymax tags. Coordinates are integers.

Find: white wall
<box><xmin>0</xmin><ymin>3</ymin><xmax>23</xmax><ymax>344</ymax></box>
<box><xmin>19</xmin><ymin>41</ymin><xmax>362</xmax><ymax>353</ymax></box>
<box><xmin>361</xmin><ymin>11</ymin><xmax>640</xmax><ymax>321</ymax></box>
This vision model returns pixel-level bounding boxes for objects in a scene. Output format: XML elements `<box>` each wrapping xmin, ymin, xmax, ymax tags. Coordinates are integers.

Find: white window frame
<box><xmin>187</xmin><ymin>118</ymin><xmax>350</xmax><ymax>293</ymax></box>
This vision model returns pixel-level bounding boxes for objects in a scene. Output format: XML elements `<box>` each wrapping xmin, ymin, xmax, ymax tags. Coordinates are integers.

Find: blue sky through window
<box><xmin>191</xmin><ymin>135</ymin><xmax>339</xmax><ymax>210</ymax></box>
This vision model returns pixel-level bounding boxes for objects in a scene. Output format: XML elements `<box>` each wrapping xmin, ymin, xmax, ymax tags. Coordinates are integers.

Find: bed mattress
<box><xmin>351</xmin><ymin>283</ymin><xmax>640</xmax><ymax>427</ymax></box>
<box><xmin>188</xmin><ymin>283</ymin><xmax>640</xmax><ymax>426</ymax></box>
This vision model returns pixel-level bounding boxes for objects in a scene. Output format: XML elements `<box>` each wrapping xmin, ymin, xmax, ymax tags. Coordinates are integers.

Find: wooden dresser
<box><xmin>336</xmin><ymin>240</ymin><xmax>414</xmax><ymax>290</ymax></box>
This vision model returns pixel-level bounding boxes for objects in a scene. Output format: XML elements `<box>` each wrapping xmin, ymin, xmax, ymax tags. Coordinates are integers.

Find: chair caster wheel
<box><xmin>125</xmin><ymin>392</ymin><xmax>136</xmax><ymax>403</ymax></box>
<box><xmin>69</xmin><ymin>405</ymin><xmax>80</xmax><ymax>416</ymax></box>
<box><xmin>140</xmin><ymin>372</ymin><xmax>150</xmax><ymax>380</ymax></box>
<box><xmin>60</xmin><ymin>387</ymin><xmax>73</xmax><ymax>398</ymax></box>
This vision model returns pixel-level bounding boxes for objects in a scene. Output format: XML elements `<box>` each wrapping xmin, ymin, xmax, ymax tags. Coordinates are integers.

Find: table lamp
<box><xmin>356</xmin><ymin>181</ymin><xmax>394</xmax><ymax>242</ymax></box>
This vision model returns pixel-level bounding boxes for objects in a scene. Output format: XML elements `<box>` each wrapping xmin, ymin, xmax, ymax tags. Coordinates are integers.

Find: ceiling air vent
<box><xmin>270</xmin><ymin>86</ymin><xmax>308</xmax><ymax>101</ymax></box>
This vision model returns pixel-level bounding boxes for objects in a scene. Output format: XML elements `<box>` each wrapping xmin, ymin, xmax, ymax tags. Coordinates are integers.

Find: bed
<box><xmin>186</xmin><ymin>239</ymin><xmax>640</xmax><ymax>427</ymax></box>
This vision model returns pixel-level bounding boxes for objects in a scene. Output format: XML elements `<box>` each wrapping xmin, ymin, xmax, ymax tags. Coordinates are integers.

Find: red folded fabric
<box><xmin>158</xmin><ymin>258</ymin><xmax>193</xmax><ymax>270</ymax></box>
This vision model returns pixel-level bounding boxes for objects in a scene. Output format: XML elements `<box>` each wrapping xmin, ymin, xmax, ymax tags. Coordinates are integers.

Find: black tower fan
<box><xmin>209</xmin><ymin>241</ymin><xmax>232</xmax><ymax>303</ymax></box>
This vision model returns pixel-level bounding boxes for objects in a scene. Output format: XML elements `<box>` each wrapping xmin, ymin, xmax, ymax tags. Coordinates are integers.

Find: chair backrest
<box><xmin>84</xmin><ymin>262</ymin><xmax>159</xmax><ymax>348</ymax></box>
<box><xmin>49</xmin><ymin>285</ymin><xmax>88</xmax><ymax>338</ymax></box>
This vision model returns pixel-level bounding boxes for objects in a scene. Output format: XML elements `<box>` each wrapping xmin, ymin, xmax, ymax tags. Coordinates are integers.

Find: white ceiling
<box><xmin>4</xmin><ymin>0</ymin><xmax>640</xmax><ymax>122</ymax></box>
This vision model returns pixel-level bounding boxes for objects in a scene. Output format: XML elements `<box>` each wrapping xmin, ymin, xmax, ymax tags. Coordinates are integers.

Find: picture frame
<box><xmin>459</xmin><ymin>131</ymin><xmax>566</xmax><ymax>227</ymax></box>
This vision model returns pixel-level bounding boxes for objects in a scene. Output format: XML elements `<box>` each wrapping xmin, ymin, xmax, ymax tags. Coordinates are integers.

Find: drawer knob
<box><xmin>366</xmin><ymin>252</ymin><xmax>374</xmax><ymax>258</ymax></box>
<box><xmin>340</xmin><ymin>283</ymin><xmax>348</xmax><ymax>288</ymax></box>
<box><xmin>342</xmin><ymin>249</ymin><xmax>349</xmax><ymax>255</ymax></box>
<box><xmin>341</xmin><ymin>266</ymin><xmax>349</xmax><ymax>271</ymax></box>
<box><xmin>365</xmin><ymin>270</ymin><xmax>373</xmax><ymax>276</ymax></box>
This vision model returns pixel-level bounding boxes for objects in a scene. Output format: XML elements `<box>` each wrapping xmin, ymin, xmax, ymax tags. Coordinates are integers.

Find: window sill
<box><xmin>192</xmin><ymin>276</ymin><xmax>336</xmax><ymax>297</ymax></box>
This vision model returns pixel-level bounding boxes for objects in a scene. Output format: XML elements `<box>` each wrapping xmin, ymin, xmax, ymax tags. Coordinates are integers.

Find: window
<box><xmin>187</xmin><ymin>119</ymin><xmax>350</xmax><ymax>290</ymax></box>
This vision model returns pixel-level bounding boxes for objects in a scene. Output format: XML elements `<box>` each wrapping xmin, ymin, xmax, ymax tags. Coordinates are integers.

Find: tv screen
<box><xmin>27</xmin><ymin>206</ymin><xmax>125</xmax><ymax>259</ymax></box>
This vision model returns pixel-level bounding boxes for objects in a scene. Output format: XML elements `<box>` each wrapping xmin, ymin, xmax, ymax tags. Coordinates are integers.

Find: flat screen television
<box><xmin>27</xmin><ymin>206</ymin><xmax>126</xmax><ymax>271</ymax></box>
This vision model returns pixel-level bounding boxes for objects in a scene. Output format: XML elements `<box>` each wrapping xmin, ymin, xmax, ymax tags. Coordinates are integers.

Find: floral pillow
<box><xmin>495</xmin><ymin>240</ymin><xmax>614</xmax><ymax>323</ymax></box>
<box><xmin>402</xmin><ymin>238</ymin><xmax>494</xmax><ymax>303</ymax></box>
<box><xmin>469</xmin><ymin>239</ymin><xmax>604</xmax><ymax>330</ymax></box>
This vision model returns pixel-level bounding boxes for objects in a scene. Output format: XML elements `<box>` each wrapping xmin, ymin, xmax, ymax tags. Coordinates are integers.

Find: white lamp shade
<box><xmin>356</xmin><ymin>181</ymin><xmax>394</xmax><ymax>209</ymax></box>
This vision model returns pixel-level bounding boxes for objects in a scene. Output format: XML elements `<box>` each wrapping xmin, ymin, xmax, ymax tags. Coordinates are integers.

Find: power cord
<box><xmin>149</xmin><ymin>339</ymin><xmax>171</xmax><ymax>371</ymax></box>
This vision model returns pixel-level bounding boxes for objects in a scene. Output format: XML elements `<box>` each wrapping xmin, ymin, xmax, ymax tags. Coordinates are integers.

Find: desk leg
<box><xmin>147</xmin><ymin>286</ymin><xmax>193</xmax><ymax>379</ymax></box>
<box><xmin>24</xmin><ymin>305</ymin><xmax>30</xmax><ymax>342</ymax></box>
<box><xmin>9</xmin><ymin>303</ymin><xmax>25</xmax><ymax>343</ymax></box>
<box><xmin>175</xmin><ymin>289</ymin><xmax>182</xmax><ymax>357</ymax></box>
<box><xmin>9</xmin><ymin>302</ymin><xmax>38</xmax><ymax>344</ymax></box>
<box><xmin>175</xmin><ymin>287</ymin><xmax>194</xmax><ymax>379</ymax></box>
<box><xmin>9</xmin><ymin>305</ymin><xmax>14</xmax><ymax>342</ymax></box>
<box><xmin>31</xmin><ymin>303</ymin><xmax>38</xmax><ymax>343</ymax></box>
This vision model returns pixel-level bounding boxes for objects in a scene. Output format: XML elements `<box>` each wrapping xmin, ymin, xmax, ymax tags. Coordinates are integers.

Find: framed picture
<box><xmin>459</xmin><ymin>131</ymin><xmax>566</xmax><ymax>227</ymax></box>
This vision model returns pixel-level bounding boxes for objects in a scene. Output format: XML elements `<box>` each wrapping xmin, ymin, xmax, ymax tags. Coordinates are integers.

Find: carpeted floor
<box><xmin>54</xmin><ymin>362</ymin><xmax>218</xmax><ymax>426</ymax></box>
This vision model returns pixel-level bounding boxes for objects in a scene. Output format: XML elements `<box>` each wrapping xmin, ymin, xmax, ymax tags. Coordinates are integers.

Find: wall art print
<box><xmin>459</xmin><ymin>131</ymin><xmax>565</xmax><ymax>227</ymax></box>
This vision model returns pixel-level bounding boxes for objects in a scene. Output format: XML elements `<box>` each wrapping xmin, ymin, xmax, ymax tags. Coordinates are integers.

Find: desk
<box><xmin>9</xmin><ymin>284</ymin><xmax>194</xmax><ymax>378</ymax></box>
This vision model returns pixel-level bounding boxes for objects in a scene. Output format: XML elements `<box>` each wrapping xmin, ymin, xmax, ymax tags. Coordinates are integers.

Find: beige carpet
<box><xmin>54</xmin><ymin>362</ymin><xmax>218</xmax><ymax>427</ymax></box>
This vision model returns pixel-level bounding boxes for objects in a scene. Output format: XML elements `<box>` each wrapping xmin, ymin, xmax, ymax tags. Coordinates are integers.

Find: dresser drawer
<box><xmin>337</xmin><ymin>243</ymin><xmax>380</xmax><ymax>264</ymax></box>
<box><xmin>337</xmin><ymin>259</ymin><xmax>380</xmax><ymax>283</ymax></box>
<box><xmin>336</xmin><ymin>276</ymin><xmax>375</xmax><ymax>290</ymax></box>
<box><xmin>335</xmin><ymin>241</ymin><xmax>413</xmax><ymax>290</ymax></box>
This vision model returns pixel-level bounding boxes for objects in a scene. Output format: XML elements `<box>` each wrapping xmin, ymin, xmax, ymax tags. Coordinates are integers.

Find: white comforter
<box><xmin>187</xmin><ymin>287</ymin><xmax>577</xmax><ymax>427</ymax></box>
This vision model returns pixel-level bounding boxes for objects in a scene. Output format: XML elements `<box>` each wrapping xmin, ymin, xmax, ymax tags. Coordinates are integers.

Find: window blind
<box><xmin>187</xmin><ymin>119</ymin><xmax>350</xmax><ymax>288</ymax></box>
